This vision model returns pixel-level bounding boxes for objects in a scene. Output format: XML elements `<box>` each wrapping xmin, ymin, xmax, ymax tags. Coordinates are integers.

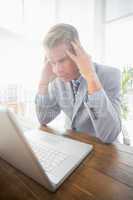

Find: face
<box><xmin>46</xmin><ymin>43</ymin><xmax>80</xmax><ymax>82</ymax></box>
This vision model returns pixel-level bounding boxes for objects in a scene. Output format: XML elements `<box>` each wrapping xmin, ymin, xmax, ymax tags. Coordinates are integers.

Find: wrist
<box><xmin>39</xmin><ymin>80</ymin><xmax>50</xmax><ymax>86</ymax></box>
<box><xmin>38</xmin><ymin>82</ymin><xmax>49</xmax><ymax>95</ymax></box>
<box><xmin>86</xmin><ymin>74</ymin><xmax>102</xmax><ymax>94</ymax></box>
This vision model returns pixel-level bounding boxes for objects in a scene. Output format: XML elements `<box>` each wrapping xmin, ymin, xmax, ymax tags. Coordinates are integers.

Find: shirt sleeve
<box><xmin>83</xmin><ymin>70</ymin><xmax>121</xmax><ymax>143</ymax></box>
<box><xmin>35</xmin><ymin>82</ymin><xmax>61</xmax><ymax>125</ymax></box>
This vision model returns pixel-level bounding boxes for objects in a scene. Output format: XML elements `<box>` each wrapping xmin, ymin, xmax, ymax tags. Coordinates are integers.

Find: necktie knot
<box><xmin>72</xmin><ymin>80</ymin><xmax>80</xmax><ymax>96</ymax></box>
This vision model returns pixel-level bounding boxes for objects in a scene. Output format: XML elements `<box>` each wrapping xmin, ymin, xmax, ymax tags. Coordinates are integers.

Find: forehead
<box><xmin>46</xmin><ymin>43</ymin><xmax>69</xmax><ymax>61</ymax></box>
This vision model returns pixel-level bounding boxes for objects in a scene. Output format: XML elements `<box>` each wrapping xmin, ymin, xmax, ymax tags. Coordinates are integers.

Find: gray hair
<box><xmin>43</xmin><ymin>23</ymin><xmax>79</xmax><ymax>49</ymax></box>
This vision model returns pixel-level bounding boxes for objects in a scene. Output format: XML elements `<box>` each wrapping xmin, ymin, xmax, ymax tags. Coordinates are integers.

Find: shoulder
<box><xmin>94</xmin><ymin>62</ymin><xmax>120</xmax><ymax>76</ymax></box>
<box><xmin>94</xmin><ymin>62</ymin><xmax>121</xmax><ymax>88</ymax></box>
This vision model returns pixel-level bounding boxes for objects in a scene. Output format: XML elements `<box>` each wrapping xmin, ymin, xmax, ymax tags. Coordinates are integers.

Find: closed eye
<box><xmin>50</xmin><ymin>56</ymin><xmax>68</xmax><ymax>66</ymax></box>
<box><xmin>59</xmin><ymin>57</ymin><xmax>68</xmax><ymax>63</ymax></box>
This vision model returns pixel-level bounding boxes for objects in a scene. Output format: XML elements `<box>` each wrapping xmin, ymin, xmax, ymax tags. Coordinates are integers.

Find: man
<box><xmin>35</xmin><ymin>23</ymin><xmax>121</xmax><ymax>143</ymax></box>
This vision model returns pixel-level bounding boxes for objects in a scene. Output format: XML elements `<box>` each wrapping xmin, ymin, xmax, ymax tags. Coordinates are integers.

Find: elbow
<box><xmin>37</xmin><ymin>114</ymin><xmax>52</xmax><ymax>125</ymax></box>
<box><xmin>97</xmin><ymin>117</ymin><xmax>122</xmax><ymax>144</ymax></box>
<box><xmin>36</xmin><ymin>108</ymin><xmax>52</xmax><ymax>125</ymax></box>
<box><xmin>99</xmin><ymin>123</ymin><xmax>122</xmax><ymax>144</ymax></box>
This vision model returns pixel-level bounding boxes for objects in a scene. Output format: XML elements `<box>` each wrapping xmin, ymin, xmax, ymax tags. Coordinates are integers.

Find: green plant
<box><xmin>121</xmin><ymin>67</ymin><xmax>133</xmax><ymax>120</ymax></box>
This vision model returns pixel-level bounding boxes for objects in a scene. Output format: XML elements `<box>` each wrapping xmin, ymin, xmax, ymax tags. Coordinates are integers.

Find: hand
<box><xmin>39</xmin><ymin>57</ymin><xmax>56</xmax><ymax>85</ymax></box>
<box><xmin>66</xmin><ymin>40</ymin><xmax>95</xmax><ymax>79</ymax></box>
<box><xmin>66</xmin><ymin>40</ymin><xmax>102</xmax><ymax>93</ymax></box>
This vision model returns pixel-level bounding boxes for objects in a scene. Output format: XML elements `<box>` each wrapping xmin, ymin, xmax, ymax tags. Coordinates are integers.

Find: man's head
<box><xmin>43</xmin><ymin>23</ymin><xmax>80</xmax><ymax>81</ymax></box>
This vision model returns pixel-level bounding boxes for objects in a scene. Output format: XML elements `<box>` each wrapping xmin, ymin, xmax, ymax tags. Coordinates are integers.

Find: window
<box><xmin>105</xmin><ymin>15</ymin><xmax>133</xmax><ymax>144</ymax></box>
<box><xmin>0</xmin><ymin>0</ymin><xmax>23</xmax><ymax>33</ymax></box>
<box><xmin>105</xmin><ymin>15</ymin><xmax>133</xmax><ymax>68</ymax></box>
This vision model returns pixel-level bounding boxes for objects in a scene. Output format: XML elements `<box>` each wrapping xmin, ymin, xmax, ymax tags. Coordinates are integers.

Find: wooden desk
<box><xmin>0</xmin><ymin>126</ymin><xmax>133</xmax><ymax>200</ymax></box>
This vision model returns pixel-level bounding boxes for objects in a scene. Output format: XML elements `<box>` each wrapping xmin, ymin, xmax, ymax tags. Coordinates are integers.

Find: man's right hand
<box><xmin>40</xmin><ymin>57</ymin><xmax>56</xmax><ymax>84</ymax></box>
<box><xmin>38</xmin><ymin>58</ymin><xmax>56</xmax><ymax>95</ymax></box>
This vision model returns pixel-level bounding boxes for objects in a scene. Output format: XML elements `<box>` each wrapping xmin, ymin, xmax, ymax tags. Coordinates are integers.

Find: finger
<box><xmin>74</xmin><ymin>39</ymin><xmax>85</xmax><ymax>52</ymax></box>
<box><xmin>74</xmin><ymin>39</ymin><xmax>81</xmax><ymax>47</ymax></box>
<box><xmin>66</xmin><ymin>50</ymin><xmax>77</xmax><ymax>62</ymax></box>
<box><xmin>71</xmin><ymin>41</ymin><xmax>81</xmax><ymax>55</ymax></box>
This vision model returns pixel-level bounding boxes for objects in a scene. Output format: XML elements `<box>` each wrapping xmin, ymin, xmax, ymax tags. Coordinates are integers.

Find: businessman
<box><xmin>35</xmin><ymin>23</ymin><xmax>121</xmax><ymax>143</ymax></box>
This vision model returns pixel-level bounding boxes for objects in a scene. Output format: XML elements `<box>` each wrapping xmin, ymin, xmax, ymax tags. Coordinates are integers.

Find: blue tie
<box><xmin>72</xmin><ymin>80</ymin><xmax>80</xmax><ymax>98</ymax></box>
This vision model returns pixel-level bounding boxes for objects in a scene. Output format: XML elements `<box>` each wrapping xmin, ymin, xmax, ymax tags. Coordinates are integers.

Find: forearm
<box><xmin>85</xmin><ymin>71</ymin><xmax>102</xmax><ymax>94</ymax></box>
<box><xmin>38</xmin><ymin>80</ymin><xmax>49</xmax><ymax>95</ymax></box>
<box><xmin>84</xmin><ymin>89</ymin><xmax>121</xmax><ymax>143</ymax></box>
<box><xmin>35</xmin><ymin>92</ymin><xmax>61</xmax><ymax>124</ymax></box>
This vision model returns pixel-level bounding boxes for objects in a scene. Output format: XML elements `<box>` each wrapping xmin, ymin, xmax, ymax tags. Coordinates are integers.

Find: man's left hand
<box><xmin>66</xmin><ymin>40</ymin><xmax>94</xmax><ymax>79</ymax></box>
<box><xmin>66</xmin><ymin>40</ymin><xmax>102</xmax><ymax>94</ymax></box>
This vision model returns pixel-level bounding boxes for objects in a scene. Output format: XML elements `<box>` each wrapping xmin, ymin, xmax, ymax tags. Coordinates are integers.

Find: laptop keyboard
<box><xmin>29</xmin><ymin>138</ymin><xmax>69</xmax><ymax>173</ymax></box>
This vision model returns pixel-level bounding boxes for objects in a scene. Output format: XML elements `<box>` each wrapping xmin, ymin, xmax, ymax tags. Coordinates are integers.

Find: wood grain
<box><xmin>0</xmin><ymin>126</ymin><xmax>133</xmax><ymax>200</ymax></box>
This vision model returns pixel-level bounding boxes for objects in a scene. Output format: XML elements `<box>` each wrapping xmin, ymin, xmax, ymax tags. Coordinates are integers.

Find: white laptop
<box><xmin>0</xmin><ymin>106</ymin><xmax>93</xmax><ymax>192</ymax></box>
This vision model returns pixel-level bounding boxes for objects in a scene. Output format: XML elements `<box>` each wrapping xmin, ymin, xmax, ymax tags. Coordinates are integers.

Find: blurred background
<box><xmin>0</xmin><ymin>0</ymin><xmax>133</xmax><ymax>144</ymax></box>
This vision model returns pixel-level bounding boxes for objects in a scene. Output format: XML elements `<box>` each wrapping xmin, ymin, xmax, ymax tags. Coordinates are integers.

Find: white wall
<box><xmin>106</xmin><ymin>0</ymin><xmax>133</xmax><ymax>22</ymax></box>
<box><xmin>93</xmin><ymin>0</ymin><xmax>105</xmax><ymax>63</ymax></box>
<box><xmin>0</xmin><ymin>27</ymin><xmax>42</xmax><ymax>87</ymax></box>
<box><xmin>0</xmin><ymin>0</ymin><xmax>23</xmax><ymax>33</ymax></box>
<box><xmin>105</xmin><ymin>0</ymin><xmax>133</xmax><ymax>68</ymax></box>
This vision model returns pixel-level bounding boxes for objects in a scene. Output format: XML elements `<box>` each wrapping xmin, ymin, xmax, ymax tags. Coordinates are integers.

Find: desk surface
<box><xmin>0</xmin><ymin>126</ymin><xmax>133</xmax><ymax>200</ymax></box>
